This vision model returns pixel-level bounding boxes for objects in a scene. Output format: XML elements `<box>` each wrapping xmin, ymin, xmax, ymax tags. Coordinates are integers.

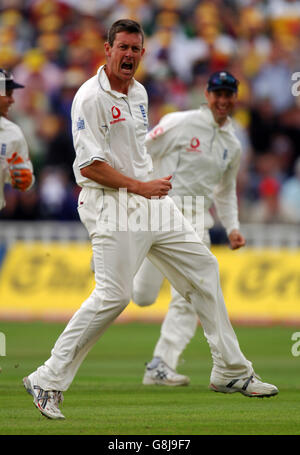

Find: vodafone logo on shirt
<box><xmin>149</xmin><ymin>126</ymin><xmax>164</xmax><ymax>139</ymax></box>
<box><xmin>110</xmin><ymin>106</ymin><xmax>126</xmax><ymax>125</ymax></box>
<box><xmin>112</xmin><ymin>106</ymin><xmax>121</xmax><ymax>118</ymax></box>
<box><xmin>186</xmin><ymin>137</ymin><xmax>202</xmax><ymax>153</ymax></box>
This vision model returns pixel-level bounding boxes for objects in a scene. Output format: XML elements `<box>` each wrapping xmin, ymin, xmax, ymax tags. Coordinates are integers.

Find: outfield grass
<box><xmin>0</xmin><ymin>321</ymin><xmax>299</xmax><ymax>436</ymax></box>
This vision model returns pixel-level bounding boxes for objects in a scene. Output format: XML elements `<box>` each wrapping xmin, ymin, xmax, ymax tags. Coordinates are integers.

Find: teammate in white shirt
<box><xmin>23</xmin><ymin>20</ymin><xmax>278</xmax><ymax>420</ymax></box>
<box><xmin>0</xmin><ymin>69</ymin><xmax>34</xmax><ymax>211</ymax></box>
<box><xmin>133</xmin><ymin>71</ymin><xmax>247</xmax><ymax>386</ymax></box>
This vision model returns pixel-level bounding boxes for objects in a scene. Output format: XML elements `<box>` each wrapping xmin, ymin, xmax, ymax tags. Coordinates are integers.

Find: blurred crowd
<box><xmin>1</xmin><ymin>0</ymin><xmax>300</xmax><ymax>228</ymax></box>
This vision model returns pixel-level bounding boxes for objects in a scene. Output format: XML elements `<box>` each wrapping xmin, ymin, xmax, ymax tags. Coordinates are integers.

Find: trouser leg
<box><xmin>132</xmin><ymin>257</ymin><xmax>164</xmax><ymax>307</ymax></box>
<box><xmin>149</xmin><ymin>200</ymin><xmax>253</xmax><ymax>380</ymax></box>
<box><xmin>153</xmin><ymin>230</ymin><xmax>211</xmax><ymax>370</ymax></box>
<box><xmin>33</xmin><ymin>190</ymin><xmax>151</xmax><ymax>391</ymax></box>
<box><xmin>153</xmin><ymin>287</ymin><xmax>198</xmax><ymax>370</ymax></box>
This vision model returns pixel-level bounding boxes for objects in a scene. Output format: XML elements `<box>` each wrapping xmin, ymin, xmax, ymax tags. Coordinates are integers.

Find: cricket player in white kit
<box><xmin>0</xmin><ymin>69</ymin><xmax>34</xmax><ymax>210</ymax></box>
<box><xmin>133</xmin><ymin>71</ymin><xmax>248</xmax><ymax>386</ymax></box>
<box><xmin>23</xmin><ymin>20</ymin><xmax>278</xmax><ymax>420</ymax></box>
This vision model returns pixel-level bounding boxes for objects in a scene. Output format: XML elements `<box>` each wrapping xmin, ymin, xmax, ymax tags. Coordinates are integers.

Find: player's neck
<box><xmin>212</xmin><ymin>112</ymin><xmax>228</xmax><ymax>127</ymax></box>
<box><xmin>105</xmin><ymin>67</ymin><xmax>131</xmax><ymax>95</ymax></box>
<box><xmin>217</xmin><ymin>118</ymin><xmax>227</xmax><ymax>127</ymax></box>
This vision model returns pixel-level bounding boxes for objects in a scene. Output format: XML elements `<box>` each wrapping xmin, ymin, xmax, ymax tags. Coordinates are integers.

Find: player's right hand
<box><xmin>138</xmin><ymin>175</ymin><xmax>172</xmax><ymax>199</ymax></box>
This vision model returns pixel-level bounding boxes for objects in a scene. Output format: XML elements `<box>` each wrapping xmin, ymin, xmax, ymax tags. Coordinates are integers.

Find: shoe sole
<box><xmin>143</xmin><ymin>377</ymin><xmax>190</xmax><ymax>386</ymax></box>
<box><xmin>23</xmin><ymin>376</ymin><xmax>65</xmax><ymax>420</ymax></box>
<box><xmin>209</xmin><ymin>383</ymin><xmax>279</xmax><ymax>398</ymax></box>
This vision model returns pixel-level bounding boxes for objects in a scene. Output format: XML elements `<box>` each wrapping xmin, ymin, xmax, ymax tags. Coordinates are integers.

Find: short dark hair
<box><xmin>107</xmin><ymin>19</ymin><xmax>144</xmax><ymax>47</ymax></box>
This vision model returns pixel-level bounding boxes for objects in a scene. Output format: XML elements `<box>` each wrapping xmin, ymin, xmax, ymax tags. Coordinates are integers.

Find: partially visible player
<box><xmin>133</xmin><ymin>71</ymin><xmax>246</xmax><ymax>385</ymax></box>
<box><xmin>0</xmin><ymin>69</ymin><xmax>34</xmax><ymax>211</ymax></box>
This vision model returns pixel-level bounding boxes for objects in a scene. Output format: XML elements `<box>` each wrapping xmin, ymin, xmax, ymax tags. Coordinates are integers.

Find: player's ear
<box><xmin>104</xmin><ymin>42</ymin><xmax>111</xmax><ymax>57</ymax></box>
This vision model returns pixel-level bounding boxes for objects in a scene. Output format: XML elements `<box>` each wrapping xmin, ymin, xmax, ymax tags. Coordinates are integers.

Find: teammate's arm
<box><xmin>80</xmin><ymin>160</ymin><xmax>172</xmax><ymax>199</ymax></box>
<box><xmin>213</xmin><ymin>147</ymin><xmax>245</xmax><ymax>249</ymax></box>
<box><xmin>146</xmin><ymin>113</ymin><xmax>181</xmax><ymax>160</ymax></box>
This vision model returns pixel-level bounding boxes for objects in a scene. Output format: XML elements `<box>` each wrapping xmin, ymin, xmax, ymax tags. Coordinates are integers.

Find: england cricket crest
<box><xmin>76</xmin><ymin>117</ymin><xmax>85</xmax><ymax>130</ymax></box>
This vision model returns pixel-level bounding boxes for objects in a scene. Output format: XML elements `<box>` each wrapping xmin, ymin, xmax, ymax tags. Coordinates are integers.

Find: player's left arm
<box><xmin>213</xmin><ymin>146</ymin><xmax>245</xmax><ymax>250</ymax></box>
<box><xmin>6</xmin><ymin>132</ymin><xmax>35</xmax><ymax>191</ymax></box>
<box><xmin>146</xmin><ymin>113</ymin><xmax>184</xmax><ymax>180</ymax></box>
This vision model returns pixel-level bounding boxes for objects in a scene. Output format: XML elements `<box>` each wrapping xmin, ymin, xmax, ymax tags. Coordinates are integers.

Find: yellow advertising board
<box><xmin>0</xmin><ymin>242</ymin><xmax>95</xmax><ymax>320</ymax></box>
<box><xmin>0</xmin><ymin>242</ymin><xmax>300</xmax><ymax>323</ymax></box>
<box><xmin>212</xmin><ymin>246</ymin><xmax>300</xmax><ymax>324</ymax></box>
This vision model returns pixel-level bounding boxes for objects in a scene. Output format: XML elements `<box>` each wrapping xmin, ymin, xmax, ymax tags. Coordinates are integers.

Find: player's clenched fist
<box><xmin>7</xmin><ymin>152</ymin><xmax>33</xmax><ymax>191</ymax></box>
<box><xmin>138</xmin><ymin>175</ymin><xmax>172</xmax><ymax>199</ymax></box>
<box><xmin>228</xmin><ymin>229</ymin><xmax>246</xmax><ymax>250</ymax></box>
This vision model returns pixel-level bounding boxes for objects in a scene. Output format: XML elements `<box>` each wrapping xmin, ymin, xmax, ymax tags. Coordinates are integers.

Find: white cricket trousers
<box><xmin>33</xmin><ymin>188</ymin><xmax>252</xmax><ymax>391</ymax></box>
<box><xmin>132</xmin><ymin>231</ymin><xmax>211</xmax><ymax>371</ymax></box>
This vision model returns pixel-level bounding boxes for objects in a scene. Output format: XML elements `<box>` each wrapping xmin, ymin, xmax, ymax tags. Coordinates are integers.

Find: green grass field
<box><xmin>0</xmin><ymin>321</ymin><xmax>299</xmax><ymax>436</ymax></box>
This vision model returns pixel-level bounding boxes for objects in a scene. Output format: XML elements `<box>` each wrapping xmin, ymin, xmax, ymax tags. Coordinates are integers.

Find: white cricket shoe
<box><xmin>209</xmin><ymin>374</ymin><xmax>279</xmax><ymax>398</ymax></box>
<box><xmin>23</xmin><ymin>375</ymin><xmax>65</xmax><ymax>419</ymax></box>
<box><xmin>143</xmin><ymin>360</ymin><xmax>190</xmax><ymax>386</ymax></box>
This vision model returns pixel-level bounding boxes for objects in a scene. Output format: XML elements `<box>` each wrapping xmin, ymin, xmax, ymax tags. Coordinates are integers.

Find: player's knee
<box><xmin>115</xmin><ymin>289</ymin><xmax>131</xmax><ymax>309</ymax></box>
<box><xmin>119</xmin><ymin>296</ymin><xmax>130</xmax><ymax>310</ymax></box>
<box><xmin>93</xmin><ymin>287</ymin><xmax>130</xmax><ymax>310</ymax></box>
<box><xmin>132</xmin><ymin>290</ymin><xmax>155</xmax><ymax>307</ymax></box>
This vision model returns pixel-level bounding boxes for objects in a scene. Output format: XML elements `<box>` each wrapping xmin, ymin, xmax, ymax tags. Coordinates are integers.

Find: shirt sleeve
<box><xmin>12</xmin><ymin>128</ymin><xmax>33</xmax><ymax>169</ymax></box>
<box><xmin>213</xmin><ymin>146</ymin><xmax>241</xmax><ymax>235</ymax></box>
<box><xmin>72</xmin><ymin>94</ymin><xmax>107</xmax><ymax>169</ymax></box>
<box><xmin>146</xmin><ymin>113</ymin><xmax>184</xmax><ymax>177</ymax></box>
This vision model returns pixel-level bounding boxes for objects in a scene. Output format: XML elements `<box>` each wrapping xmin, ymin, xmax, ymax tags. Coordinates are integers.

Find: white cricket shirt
<box><xmin>146</xmin><ymin>105</ymin><xmax>242</xmax><ymax>234</ymax></box>
<box><xmin>0</xmin><ymin>116</ymin><xmax>33</xmax><ymax>210</ymax></box>
<box><xmin>72</xmin><ymin>65</ymin><xmax>153</xmax><ymax>189</ymax></box>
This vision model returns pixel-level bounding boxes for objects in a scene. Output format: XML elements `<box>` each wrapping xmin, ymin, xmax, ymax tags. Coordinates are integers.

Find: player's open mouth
<box><xmin>121</xmin><ymin>62</ymin><xmax>133</xmax><ymax>71</ymax></box>
<box><xmin>216</xmin><ymin>106</ymin><xmax>228</xmax><ymax>115</ymax></box>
